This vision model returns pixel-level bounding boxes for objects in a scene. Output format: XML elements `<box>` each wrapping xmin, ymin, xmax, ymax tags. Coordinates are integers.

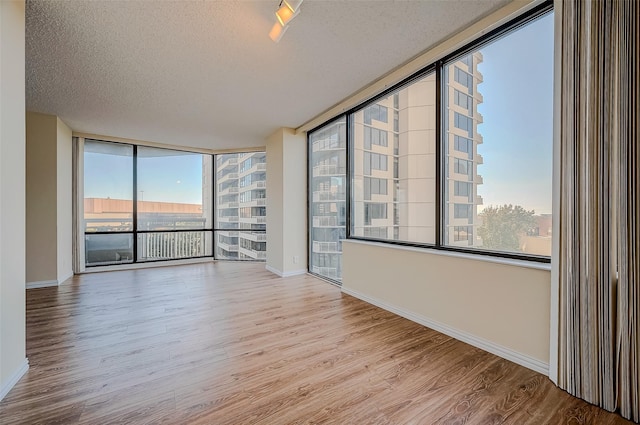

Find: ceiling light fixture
<box><xmin>269</xmin><ymin>0</ymin><xmax>303</xmax><ymax>42</ymax></box>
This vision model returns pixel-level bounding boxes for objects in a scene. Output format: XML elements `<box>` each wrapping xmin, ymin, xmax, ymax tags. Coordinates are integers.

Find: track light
<box><xmin>269</xmin><ymin>0</ymin><xmax>303</xmax><ymax>43</ymax></box>
<box><xmin>269</xmin><ymin>21</ymin><xmax>288</xmax><ymax>43</ymax></box>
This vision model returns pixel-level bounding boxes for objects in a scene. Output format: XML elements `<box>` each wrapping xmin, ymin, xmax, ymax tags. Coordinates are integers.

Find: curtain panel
<box><xmin>558</xmin><ymin>0</ymin><xmax>639</xmax><ymax>422</ymax></box>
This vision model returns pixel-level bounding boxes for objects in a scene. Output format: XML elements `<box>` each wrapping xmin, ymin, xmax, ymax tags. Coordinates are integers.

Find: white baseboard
<box><xmin>0</xmin><ymin>358</ymin><xmax>29</xmax><ymax>401</ymax></box>
<box><xmin>341</xmin><ymin>286</ymin><xmax>549</xmax><ymax>375</ymax></box>
<box><xmin>265</xmin><ymin>265</ymin><xmax>307</xmax><ymax>278</ymax></box>
<box><xmin>26</xmin><ymin>279</ymin><xmax>58</xmax><ymax>289</ymax></box>
<box><xmin>58</xmin><ymin>270</ymin><xmax>74</xmax><ymax>284</ymax></box>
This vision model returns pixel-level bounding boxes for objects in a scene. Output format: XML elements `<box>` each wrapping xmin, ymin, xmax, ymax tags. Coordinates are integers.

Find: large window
<box><xmin>308</xmin><ymin>4</ymin><xmax>553</xmax><ymax>278</ymax></box>
<box><xmin>309</xmin><ymin>118</ymin><xmax>346</xmax><ymax>282</ymax></box>
<box><xmin>84</xmin><ymin>140</ymin><xmax>134</xmax><ymax>266</ymax></box>
<box><xmin>351</xmin><ymin>73</ymin><xmax>437</xmax><ymax>245</ymax></box>
<box><xmin>214</xmin><ymin>152</ymin><xmax>267</xmax><ymax>261</ymax></box>
<box><xmin>82</xmin><ymin>140</ymin><xmax>266</xmax><ymax>267</ymax></box>
<box><xmin>444</xmin><ymin>11</ymin><xmax>554</xmax><ymax>256</ymax></box>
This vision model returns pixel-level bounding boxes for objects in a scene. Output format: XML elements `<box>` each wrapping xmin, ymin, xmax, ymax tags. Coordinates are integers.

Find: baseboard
<box><xmin>341</xmin><ymin>286</ymin><xmax>549</xmax><ymax>375</ymax></box>
<box><xmin>26</xmin><ymin>279</ymin><xmax>58</xmax><ymax>289</ymax></box>
<box><xmin>0</xmin><ymin>358</ymin><xmax>29</xmax><ymax>401</ymax></box>
<box><xmin>265</xmin><ymin>265</ymin><xmax>307</xmax><ymax>278</ymax></box>
<box><xmin>57</xmin><ymin>270</ymin><xmax>74</xmax><ymax>285</ymax></box>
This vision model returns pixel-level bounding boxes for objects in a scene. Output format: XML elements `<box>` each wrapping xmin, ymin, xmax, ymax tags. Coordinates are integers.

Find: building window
<box><xmin>363</xmin><ymin>104</ymin><xmax>388</xmax><ymax>124</ymax></box>
<box><xmin>454</xmin><ymin>226</ymin><xmax>473</xmax><ymax>243</ymax></box>
<box><xmin>363</xmin><ymin>126</ymin><xmax>388</xmax><ymax>149</ymax></box>
<box><xmin>454</xmin><ymin>181</ymin><xmax>473</xmax><ymax>201</ymax></box>
<box><xmin>454</xmin><ymin>66</ymin><xmax>473</xmax><ymax>94</ymax></box>
<box><xmin>364</xmin><ymin>203</ymin><xmax>387</xmax><ymax>225</ymax></box>
<box><xmin>454</xmin><ymin>158</ymin><xmax>473</xmax><ymax>180</ymax></box>
<box><xmin>454</xmin><ymin>112</ymin><xmax>473</xmax><ymax>138</ymax></box>
<box><xmin>454</xmin><ymin>135</ymin><xmax>473</xmax><ymax>159</ymax></box>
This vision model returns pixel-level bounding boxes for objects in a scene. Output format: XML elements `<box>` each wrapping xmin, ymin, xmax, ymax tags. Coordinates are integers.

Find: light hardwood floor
<box><xmin>0</xmin><ymin>262</ymin><xmax>633</xmax><ymax>424</ymax></box>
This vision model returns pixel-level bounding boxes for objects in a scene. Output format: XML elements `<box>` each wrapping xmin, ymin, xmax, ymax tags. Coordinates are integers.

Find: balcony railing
<box><xmin>239</xmin><ymin>232</ymin><xmax>267</xmax><ymax>242</ymax></box>
<box><xmin>313</xmin><ymin>191</ymin><xmax>346</xmax><ymax>202</ymax></box>
<box><xmin>312</xmin><ymin>216</ymin><xmax>344</xmax><ymax>228</ymax></box>
<box><xmin>312</xmin><ymin>241</ymin><xmax>340</xmax><ymax>253</ymax></box>
<box><xmin>239</xmin><ymin>247</ymin><xmax>267</xmax><ymax>260</ymax></box>
<box><xmin>312</xmin><ymin>165</ymin><xmax>346</xmax><ymax>177</ymax></box>
<box><xmin>217</xmin><ymin>157</ymin><xmax>238</xmax><ymax>170</ymax></box>
<box><xmin>218</xmin><ymin>172</ymin><xmax>238</xmax><ymax>184</ymax></box>
<box><xmin>138</xmin><ymin>232</ymin><xmax>206</xmax><ymax>261</ymax></box>
<box><xmin>218</xmin><ymin>186</ymin><xmax>239</xmax><ymax>196</ymax></box>
<box><xmin>311</xmin><ymin>266</ymin><xmax>340</xmax><ymax>280</ymax></box>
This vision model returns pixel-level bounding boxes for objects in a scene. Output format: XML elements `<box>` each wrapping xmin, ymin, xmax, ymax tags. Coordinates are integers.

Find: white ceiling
<box><xmin>26</xmin><ymin>0</ymin><xmax>511</xmax><ymax>151</ymax></box>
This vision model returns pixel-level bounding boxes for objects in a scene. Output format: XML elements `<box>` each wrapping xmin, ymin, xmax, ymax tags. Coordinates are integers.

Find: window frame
<box><xmin>80</xmin><ymin>138</ymin><xmax>268</xmax><ymax>268</ymax></box>
<box><xmin>307</xmin><ymin>0</ymin><xmax>553</xmax><ymax>270</ymax></box>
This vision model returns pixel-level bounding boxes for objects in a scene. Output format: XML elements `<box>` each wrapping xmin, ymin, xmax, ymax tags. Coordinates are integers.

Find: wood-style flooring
<box><xmin>0</xmin><ymin>262</ymin><xmax>634</xmax><ymax>424</ymax></box>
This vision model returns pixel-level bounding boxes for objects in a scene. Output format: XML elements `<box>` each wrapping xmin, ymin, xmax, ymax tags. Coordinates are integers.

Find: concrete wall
<box><xmin>0</xmin><ymin>0</ymin><xmax>28</xmax><ymax>401</ymax></box>
<box><xmin>342</xmin><ymin>240</ymin><xmax>551</xmax><ymax>373</ymax></box>
<box><xmin>266</xmin><ymin>128</ymin><xmax>307</xmax><ymax>277</ymax></box>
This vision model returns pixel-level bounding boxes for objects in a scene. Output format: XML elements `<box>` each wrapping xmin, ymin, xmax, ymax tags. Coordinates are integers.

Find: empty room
<box><xmin>0</xmin><ymin>0</ymin><xmax>638</xmax><ymax>423</ymax></box>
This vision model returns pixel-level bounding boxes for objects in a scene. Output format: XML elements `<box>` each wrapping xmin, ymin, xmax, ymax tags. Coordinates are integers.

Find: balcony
<box><xmin>217</xmin><ymin>241</ymin><xmax>238</xmax><ymax>252</ymax></box>
<box><xmin>312</xmin><ymin>164</ymin><xmax>346</xmax><ymax>177</ymax></box>
<box><xmin>218</xmin><ymin>201</ymin><xmax>239</xmax><ymax>209</ymax></box>
<box><xmin>239</xmin><ymin>216</ymin><xmax>267</xmax><ymax>224</ymax></box>
<box><xmin>476</xmin><ymin>153</ymin><xmax>483</xmax><ymax>165</ymax></box>
<box><xmin>311</xmin><ymin>265</ymin><xmax>340</xmax><ymax>280</ymax></box>
<box><xmin>239</xmin><ymin>198</ymin><xmax>266</xmax><ymax>207</ymax></box>
<box><xmin>239</xmin><ymin>232</ymin><xmax>267</xmax><ymax>242</ymax></box>
<box><xmin>476</xmin><ymin>112</ymin><xmax>483</xmax><ymax>124</ymax></box>
<box><xmin>313</xmin><ymin>191</ymin><xmax>346</xmax><ymax>202</ymax></box>
<box><xmin>218</xmin><ymin>172</ymin><xmax>238</xmax><ymax>185</ymax></box>
<box><xmin>217</xmin><ymin>216</ymin><xmax>239</xmax><ymax>223</ymax></box>
<box><xmin>218</xmin><ymin>186</ymin><xmax>239</xmax><ymax>196</ymax></box>
<box><xmin>476</xmin><ymin>133</ymin><xmax>483</xmax><ymax>145</ymax></box>
<box><xmin>475</xmin><ymin>175</ymin><xmax>484</xmax><ymax>184</ymax></box>
<box><xmin>476</xmin><ymin>195</ymin><xmax>484</xmax><ymax>205</ymax></box>
<box><xmin>312</xmin><ymin>140</ymin><xmax>346</xmax><ymax>153</ymax></box>
<box><xmin>241</xmin><ymin>180</ymin><xmax>266</xmax><ymax>191</ymax></box>
<box><xmin>239</xmin><ymin>246</ymin><xmax>267</xmax><ymax>260</ymax></box>
<box><xmin>312</xmin><ymin>241</ymin><xmax>340</xmax><ymax>254</ymax></box>
<box><xmin>216</xmin><ymin>230</ymin><xmax>238</xmax><ymax>237</ymax></box>
<box><xmin>312</xmin><ymin>216</ymin><xmax>343</xmax><ymax>228</ymax></box>
<box><xmin>239</xmin><ymin>162</ymin><xmax>267</xmax><ymax>177</ymax></box>
<box><xmin>217</xmin><ymin>157</ymin><xmax>238</xmax><ymax>170</ymax></box>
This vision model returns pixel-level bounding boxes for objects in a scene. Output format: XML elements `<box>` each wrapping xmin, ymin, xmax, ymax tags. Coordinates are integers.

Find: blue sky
<box><xmin>475</xmin><ymin>12</ymin><xmax>554</xmax><ymax>214</ymax></box>
<box><xmin>84</xmin><ymin>151</ymin><xmax>205</xmax><ymax>204</ymax></box>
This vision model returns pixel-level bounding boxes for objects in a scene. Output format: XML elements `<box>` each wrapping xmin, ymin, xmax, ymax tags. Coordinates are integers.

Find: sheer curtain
<box><xmin>557</xmin><ymin>0</ymin><xmax>639</xmax><ymax>422</ymax></box>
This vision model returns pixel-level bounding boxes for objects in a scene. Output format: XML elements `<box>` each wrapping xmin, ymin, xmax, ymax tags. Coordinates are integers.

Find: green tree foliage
<box><xmin>477</xmin><ymin>204</ymin><xmax>536</xmax><ymax>252</ymax></box>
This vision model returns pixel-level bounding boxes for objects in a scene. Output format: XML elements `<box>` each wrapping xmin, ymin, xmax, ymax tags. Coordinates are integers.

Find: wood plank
<box><xmin>0</xmin><ymin>262</ymin><xmax>634</xmax><ymax>424</ymax></box>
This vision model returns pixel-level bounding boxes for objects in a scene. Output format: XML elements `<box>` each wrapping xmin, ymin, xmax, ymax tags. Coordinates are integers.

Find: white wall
<box><xmin>0</xmin><ymin>0</ymin><xmax>28</xmax><ymax>401</ymax></box>
<box><xmin>342</xmin><ymin>240</ymin><xmax>551</xmax><ymax>373</ymax></box>
<box><xmin>56</xmin><ymin>118</ymin><xmax>73</xmax><ymax>283</ymax></box>
<box><xmin>266</xmin><ymin>128</ymin><xmax>307</xmax><ymax>277</ymax></box>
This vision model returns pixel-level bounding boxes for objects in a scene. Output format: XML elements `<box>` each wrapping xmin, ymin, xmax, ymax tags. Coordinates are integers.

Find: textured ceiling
<box><xmin>26</xmin><ymin>0</ymin><xmax>511</xmax><ymax>150</ymax></box>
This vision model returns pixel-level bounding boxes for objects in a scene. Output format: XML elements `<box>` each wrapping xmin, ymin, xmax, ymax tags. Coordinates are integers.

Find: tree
<box><xmin>477</xmin><ymin>204</ymin><xmax>536</xmax><ymax>252</ymax></box>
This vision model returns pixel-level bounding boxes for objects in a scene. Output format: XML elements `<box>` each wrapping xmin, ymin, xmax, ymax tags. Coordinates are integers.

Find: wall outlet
<box><xmin>293</xmin><ymin>255</ymin><xmax>299</xmax><ymax>264</ymax></box>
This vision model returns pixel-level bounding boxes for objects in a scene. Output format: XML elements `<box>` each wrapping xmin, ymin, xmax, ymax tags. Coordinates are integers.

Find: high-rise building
<box><xmin>311</xmin><ymin>53</ymin><xmax>484</xmax><ymax>282</ymax></box>
<box><xmin>215</xmin><ymin>152</ymin><xmax>267</xmax><ymax>260</ymax></box>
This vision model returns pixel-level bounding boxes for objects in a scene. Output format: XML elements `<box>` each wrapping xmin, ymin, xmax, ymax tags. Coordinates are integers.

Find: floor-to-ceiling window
<box><xmin>214</xmin><ymin>152</ymin><xmax>267</xmax><ymax>261</ymax></box>
<box><xmin>308</xmin><ymin>118</ymin><xmax>347</xmax><ymax>282</ymax></box>
<box><xmin>80</xmin><ymin>139</ymin><xmax>266</xmax><ymax>268</ymax></box>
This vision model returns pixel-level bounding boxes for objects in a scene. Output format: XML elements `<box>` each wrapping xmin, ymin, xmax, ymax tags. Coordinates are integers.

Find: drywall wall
<box><xmin>342</xmin><ymin>240</ymin><xmax>551</xmax><ymax>373</ymax></box>
<box><xmin>56</xmin><ymin>118</ymin><xmax>73</xmax><ymax>283</ymax></box>
<box><xmin>26</xmin><ymin>112</ymin><xmax>58</xmax><ymax>284</ymax></box>
<box><xmin>25</xmin><ymin>112</ymin><xmax>73</xmax><ymax>286</ymax></box>
<box><xmin>0</xmin><ymin>0</ymin><xmax>28</xmax><ymax>400</ymax></box>
<box><xmin>266</xmin><ymin>128</ymin><xmax>307</xmax><ymax>276</ymax></box>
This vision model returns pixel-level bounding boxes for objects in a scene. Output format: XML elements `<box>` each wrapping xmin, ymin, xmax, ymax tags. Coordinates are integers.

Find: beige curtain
<box><xmin>558</xmin><ymin>0</ymin><xmax>639</xmax><ymax>422</ymax></box>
